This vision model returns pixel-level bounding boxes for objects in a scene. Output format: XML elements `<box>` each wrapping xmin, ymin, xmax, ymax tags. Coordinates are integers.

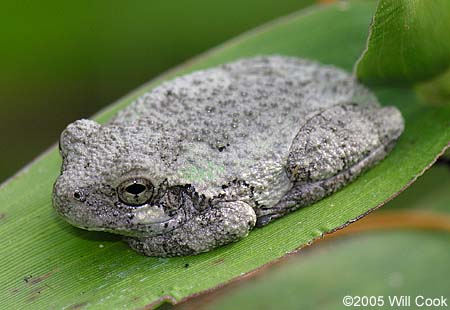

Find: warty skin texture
<box><xmin>53</xmin><ymin>55</ymin><xmax>404</xmax><ymax>257</ymax></box>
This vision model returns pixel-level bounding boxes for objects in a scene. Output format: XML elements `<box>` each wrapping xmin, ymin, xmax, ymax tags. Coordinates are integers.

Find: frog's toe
<box><xmin>214</xmin><ymin>201</ymin><xmax>256</xmax><ymax>238</ymax></box>
<box><xmin>124</xmin><ymin>201</ymin><xmax>256</xmax><ymax>257</ymax></box>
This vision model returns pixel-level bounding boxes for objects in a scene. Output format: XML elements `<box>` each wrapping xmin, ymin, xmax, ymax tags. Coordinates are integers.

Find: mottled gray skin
<box><xmin>53</xmin><ymin>56</ymin><xmax>404</xmax><ymax>257</ymax></box>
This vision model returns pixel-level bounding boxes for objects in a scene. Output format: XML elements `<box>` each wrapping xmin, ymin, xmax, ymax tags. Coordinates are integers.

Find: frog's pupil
<box><xmin>126</xmin><ymin>183</ymin><xmax>146</xmax><ymax>195</ymax></box>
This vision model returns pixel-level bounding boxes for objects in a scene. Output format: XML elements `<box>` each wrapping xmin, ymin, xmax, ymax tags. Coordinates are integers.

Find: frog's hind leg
<box><xmin>255</xmin><ymin>102</ymin><xmax>403</xmax><ymax>227</ymax></box>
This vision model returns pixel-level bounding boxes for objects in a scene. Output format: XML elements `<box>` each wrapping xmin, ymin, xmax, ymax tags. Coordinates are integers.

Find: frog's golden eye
<box><xmin>118</xmin><ymin>178</ymin><xmax>154</xmax><ymax>206</ymax></box>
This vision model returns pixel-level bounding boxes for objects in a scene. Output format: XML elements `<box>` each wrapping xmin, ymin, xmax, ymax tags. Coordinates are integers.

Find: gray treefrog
<box><xmin>52</xmin><ymin>56</ymin><xmax>404</xmax><ymax>257</ymax></box>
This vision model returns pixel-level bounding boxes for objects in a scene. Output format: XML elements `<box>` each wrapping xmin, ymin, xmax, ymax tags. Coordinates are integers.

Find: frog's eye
<box><xmin>118</xmin><ymin>178</ymin><xmax>154</xmax><ymax>206</ymax></box>
<box><xmin>72</xmin><ymin>189</ymin><xmax>86</xmax><ymax>202</ymax></box>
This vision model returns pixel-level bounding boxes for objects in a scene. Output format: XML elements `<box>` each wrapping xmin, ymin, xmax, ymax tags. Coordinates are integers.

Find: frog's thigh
<box><xmin>126</xmin><ymin>201</ymin><xmax>256</xmax><ymax>257</ymax></box>
<box><xmin>256</xmin><ymin>103</ymin><xmax>402</xmax><ymax>226</ymax></box>
<box><xmin>288</xmin><ymin>103</ymin><xmax>402</xmax><ymax>182</ymax></box>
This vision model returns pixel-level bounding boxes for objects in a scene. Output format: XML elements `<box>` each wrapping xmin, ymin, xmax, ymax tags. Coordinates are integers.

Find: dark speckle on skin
<box><xmin>53</xmin><ymin>55</ymin><xmax>404</xmax><ymax>257</ymax></box>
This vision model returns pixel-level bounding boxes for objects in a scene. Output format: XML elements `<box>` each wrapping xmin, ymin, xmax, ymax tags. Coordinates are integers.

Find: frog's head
<box><xmin>52</xmin><ymin>119</ymin><xmax>196</xmax><ymax>237</ymax></box>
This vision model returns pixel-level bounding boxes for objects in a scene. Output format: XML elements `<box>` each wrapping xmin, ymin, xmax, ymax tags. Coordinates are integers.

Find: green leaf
<box><xmin>356</xmin><ymin>0</ymin><xmax>450</xmax><ymax>84</ymax></box>
<box><xmin>416</xmin><ymin>69</ymin><xmax>450</xmax><ymax>105</ymax></box>
<box><xmin>197</xmin><ymin>232</ymin><xmax>450</xmax><ymax>310</ymax></box>
<box><xmin>0</xmin><ymin>1</ymin><xmax>449</xmax><ymax>309</ymax></box>
<box><xmin>386</xmin><ymin>165</ymin><xmax>450</xmax><ymax>214</ymax></box>
<box><xmin>181</xmin><ymin>165</ymin><xmax>450</xmax><ymax>309</ymax></box>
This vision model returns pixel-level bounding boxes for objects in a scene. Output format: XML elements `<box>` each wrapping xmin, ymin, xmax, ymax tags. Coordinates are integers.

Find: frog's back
<box><xmin>110</xmin><ymin>56</ymin><xmax>379</xmax><ymax>207</ymax></box>
<box><xmin>113</xmin><ymin>56</ymin><xmax>376</xmax><ymax>144</ymax></box>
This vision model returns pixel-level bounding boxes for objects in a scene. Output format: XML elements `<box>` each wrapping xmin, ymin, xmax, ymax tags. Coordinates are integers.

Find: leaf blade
<box><xmin>0</xmin><ymin>1</ymin><xmax>449</xmax><ymax>309</ymax></box>
<box><xmin>356</xmin><ymin>0</ymin><xmax>450</xmax><ymax>84</ymax></box>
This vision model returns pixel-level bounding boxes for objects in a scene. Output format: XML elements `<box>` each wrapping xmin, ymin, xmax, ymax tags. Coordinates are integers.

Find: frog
<box><xmin>52</xmin><ymin>55</ymin><xmax>404</xmax><ymax>257</ymax></box>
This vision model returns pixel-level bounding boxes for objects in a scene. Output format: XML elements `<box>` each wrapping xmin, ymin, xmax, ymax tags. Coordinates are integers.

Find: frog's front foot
<box><xmin>125</xmin><ymin>201</ymin><xmax>256</xmax><ymax>257</ymax></box>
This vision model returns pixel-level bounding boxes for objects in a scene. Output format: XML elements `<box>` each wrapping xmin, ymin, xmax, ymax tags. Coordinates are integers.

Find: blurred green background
<box><xmin>0</xmin><ymin>0</ymin><xmax>313</xmax><ymax>182</ymax></box>
<box><xmin>2</xmin><ymin>1</ymin><xmax>450</xmax><ymax>309</ymax></box>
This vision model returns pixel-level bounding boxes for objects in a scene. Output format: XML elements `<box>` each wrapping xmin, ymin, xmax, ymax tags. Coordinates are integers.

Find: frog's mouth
<box><xmin>102</xmin><ymin>204</ymin><xmax>186</xmax><ymax>238</ymax></box>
